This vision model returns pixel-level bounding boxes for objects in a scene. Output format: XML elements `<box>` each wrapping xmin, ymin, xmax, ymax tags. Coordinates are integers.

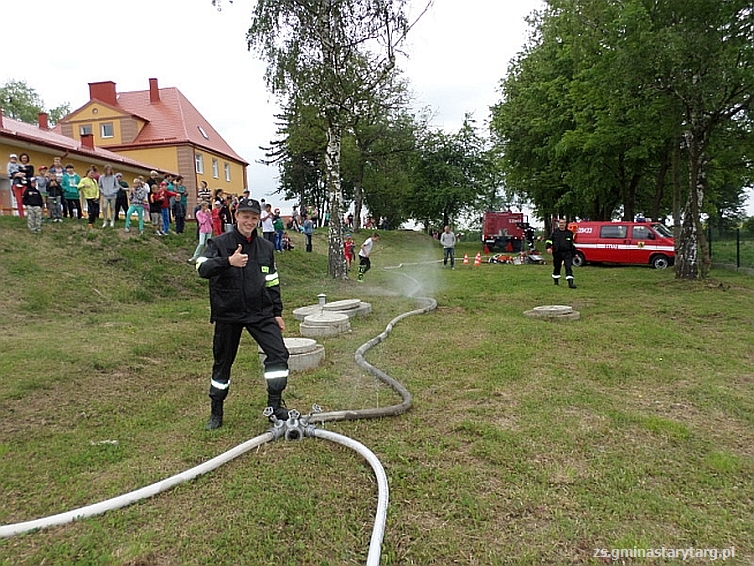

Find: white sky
<box><xmin>3</xmin><ymin>0</ymin><xmax>542</xmax><ymax>213</ymax></box>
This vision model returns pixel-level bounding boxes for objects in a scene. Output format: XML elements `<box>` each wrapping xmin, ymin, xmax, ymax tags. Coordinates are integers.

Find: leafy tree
<box><xmin>407</xmin><ymin>117</ymin><xmax>492</xmax><ymax>230</ymax></box>
<box><xmin>490</xmin><ymin>9</ymin><xmax>579</xmax><ymax>231</ymax></box>
<box><xmin>260</xmin><ymin>100</ymin><xmax>328</xmax><ymax>216</ymax></box>
<box><xmin>247</xmin><ymin>0</ymin><xmax>425</xmax><ymax>279</ymax></box>
<box><xmin>347</xmin><ymin>73</ymin><xmax>413</xmax><ymax>231</ymax></box>
<box><xmin>648</xmin><ymin>0</ymin><xmax>754</xmax><ymax>279</ymax></box>
<box><xmin>0</xmin><ymin>79</ymin><xmax>69</xmax><ymax>125</ymax></box>
<box><xmin>360</xmin><ymin>111</ymin><xmax>420</xmax><ymax>229</ymax></box>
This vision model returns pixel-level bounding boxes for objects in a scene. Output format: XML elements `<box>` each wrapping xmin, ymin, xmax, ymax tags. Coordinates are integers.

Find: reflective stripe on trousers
<box><xmin>208</xmin><ymin>319</ymin><xmax>289</xmax><ymax>401</ymax></box>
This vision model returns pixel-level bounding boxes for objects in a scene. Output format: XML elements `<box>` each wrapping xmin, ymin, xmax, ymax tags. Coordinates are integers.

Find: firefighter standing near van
<box><xmin>546</xmin><ymin>218</ymin><xmax>577</xmax><ymax>288</ymax></box>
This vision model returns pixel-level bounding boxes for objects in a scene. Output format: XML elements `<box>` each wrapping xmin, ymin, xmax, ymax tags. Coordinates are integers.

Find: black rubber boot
<box><xmin>568</xmin><ymin>279</ymin><xmax>577</xmax><ymax>289</ymax></box>
<box><xmin>205</xmin><ymin>399</ymin><xmax>223</xmax><ymax>430</ymax></box>
<box><xmin>553</xmin><ymin>277</ymin><xmax>559</xmax><ymax>285</ymax></box>
<box><xmin>267</xmin><ymin>393</ymin><xmax>289</xmax><ymax>422</ymax></box>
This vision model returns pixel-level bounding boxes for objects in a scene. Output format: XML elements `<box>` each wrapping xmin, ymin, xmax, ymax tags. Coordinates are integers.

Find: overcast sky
<box><xmin>3</xmin><ymin>0</ymin><xmax>544</xmax><ymax>211</ymax></box>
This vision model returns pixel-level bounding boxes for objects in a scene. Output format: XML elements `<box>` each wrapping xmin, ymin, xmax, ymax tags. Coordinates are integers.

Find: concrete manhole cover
<box><xmin>323</xmin><ymin>299</ymin><xmax>361</xmax><ymax>311</ymax></box>
<box><xmin>524</xmin><ymin>305</ymin><xmax>580</xmax><ymax>321</ymax></box>
<box><xmin>303</xmin><ymin>312</ymin><xmax>350</xmax><ymax>325</ymax></box>
<box><xmin>530</xmin><ymin>305</ymin><xmax>573</xmax><ymax>314</ymax></box>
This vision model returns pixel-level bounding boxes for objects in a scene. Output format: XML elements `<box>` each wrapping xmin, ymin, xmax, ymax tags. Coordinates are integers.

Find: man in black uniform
<box><xmin>196</xmin><ymin>198</ymin><xmax>290</xmax><ymax>430</ymax></box>
<box><xmin>545</xmin><ymin>218</ymin><xmax>577</xmax><ymax>288</ymax></box>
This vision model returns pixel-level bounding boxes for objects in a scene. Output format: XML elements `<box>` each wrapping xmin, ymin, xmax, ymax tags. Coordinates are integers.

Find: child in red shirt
<box><xmin>344</xmin><ymin>234</ymin><xmax>355</xmax><ymax>270</ymax></box>
<box><xmin>156</xmin><ymin>182</ymin><xmax>179</xmax><ymax>235</ymax></box>
<box><xmin>211</xmin><ymin>201</ymin><xmax>224</xmax><ymax>236</ymax></box>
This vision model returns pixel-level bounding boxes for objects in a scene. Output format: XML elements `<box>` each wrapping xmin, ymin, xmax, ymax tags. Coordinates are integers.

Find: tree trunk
<box><xmin>622</xmin><ymin>173</ymin><xmax>641</xmax><ymax>222</ymax></box>
<box><xmin>651</xmin><ymin>141</ymin><xmax>671</xmax><ymax>221</ymax></box>
<box><xmin>354</xmin><ymin>181</ymin><xmax>363</xmax><ymax>231</ymax></box>
<box><xmin>676</xmin><ymin>127</ymin><xmax>708</xmax><ymax>280</ymax></box>
<box><xmin>325</xmin><ymin>120</ymin><xmax>347</xmax><ymax>279</ymax></box>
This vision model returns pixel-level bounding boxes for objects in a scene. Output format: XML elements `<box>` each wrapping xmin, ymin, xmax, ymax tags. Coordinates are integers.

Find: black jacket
<box><xmin>197</xmin><ymin>228</ymin><xmax>282</xmax><ymax>323</ymax></box>
<box><xmin>546</xmin><ymin>228</ymin><xmax>576</xmax><ymax>254</ymax></box>
<box><xmin>22</xmin><ymin>186</ymin><xmax>44</xmax><ymax>207</ymax></box>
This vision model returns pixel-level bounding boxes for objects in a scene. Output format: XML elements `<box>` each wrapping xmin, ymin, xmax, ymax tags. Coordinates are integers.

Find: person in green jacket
<box><xmin>61</xmin><ymin>164</ymin><xmax>82</xmax><ymax>219</ymax></box>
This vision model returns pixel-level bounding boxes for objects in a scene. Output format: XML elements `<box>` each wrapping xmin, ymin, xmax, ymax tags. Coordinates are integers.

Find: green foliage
<box><xmin>0</xmin><ymin>79</ymin><xmax>69</xmax><ymax>125</ymax></box>
<box><xmin>406</xmin><ymin>116</ymin><xmax>494</xmax><ymax>229</ymax></box>
<box><xmin>491</xmin><ymin>0</ymin><xmax>754</xmax><ymax>247</ymax></box>
<box><xmin>247</xmin><ymin>0</ymin><xmax>416</xmax><ymax>277</ymax></box>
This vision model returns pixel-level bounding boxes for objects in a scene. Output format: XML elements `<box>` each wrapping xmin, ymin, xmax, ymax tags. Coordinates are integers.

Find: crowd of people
<box><xmin>9</xmin><ymin>152</ymin><xmax>378</xmax><ymax>275</ymax></box>
<box><xmin>7</xmin><ymin>153</ymin><xmax>194</xmax><ymax>236</ymax></box>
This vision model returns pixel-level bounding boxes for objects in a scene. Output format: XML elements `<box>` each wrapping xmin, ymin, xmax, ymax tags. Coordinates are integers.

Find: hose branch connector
<box><xmin>264</xmin><ymin>404</ymin><xmax>323</xmax><ymax>441</ymax></box>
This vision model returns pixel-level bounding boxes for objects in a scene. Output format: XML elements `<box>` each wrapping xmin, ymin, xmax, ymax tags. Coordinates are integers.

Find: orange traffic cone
<box><xmin>473</xmin><ymin>253</ymin><xmax>482</xmax><ymax>266</ymax></box>
<box><xmin>463</xmin><ymin>254</ymin><xmax>469</xmax><ymax>265</ymax></box>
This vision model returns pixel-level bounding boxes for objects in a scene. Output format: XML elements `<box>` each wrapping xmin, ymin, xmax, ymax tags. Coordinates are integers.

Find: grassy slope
<box><xmin>0</xmin><ymin>217</ymin><xmax>752</xmax><ymax>565</ymax></box>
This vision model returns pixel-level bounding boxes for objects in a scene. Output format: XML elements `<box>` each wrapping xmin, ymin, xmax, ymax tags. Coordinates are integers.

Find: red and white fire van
<box><xmin>572</xmin><ymin>221</ymin><xmax>675</xmax><ymax>269</ymax></box>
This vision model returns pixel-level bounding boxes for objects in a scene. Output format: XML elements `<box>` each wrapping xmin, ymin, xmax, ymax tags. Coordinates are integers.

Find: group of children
<box><xmin>9</xmin><ymin>151</ymin><xmax>190</xmax><ymax>236</ymax></box>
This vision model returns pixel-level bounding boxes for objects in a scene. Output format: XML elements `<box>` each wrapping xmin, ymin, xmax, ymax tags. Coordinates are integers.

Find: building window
<box><xmin>79</xmin><ymin>124</ymin><xmax>92</xmax><ymax>136</ymax></box>
<box><xmin>195</xmin><ymin>153</ymin><xmax>204</xmax><ymax>174</ymax></box>
<box><xmin>212</xmin><ymin>158</ymin><xmax>219</xmax><ymax>179</ymax></box>
<box><xmin>197</xmin><ymin>125</ymin><xmax>209</xmax><ymax>139</ymax></box>
<box><xmin>224</xmin><ymin>163</ymin><xmax>231</xmax><ymax>182</ymax></box>
<box><xmin>101</xmin><ymin>123</ymin><xmax>114</xmax><ymax>138</ymax></box>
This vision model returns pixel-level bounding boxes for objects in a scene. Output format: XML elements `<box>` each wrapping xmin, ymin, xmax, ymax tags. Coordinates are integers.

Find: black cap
<box><xmin>236</xmin><ymin>198</ymin><xmax>261</xmax><ymax>214</ymax></box>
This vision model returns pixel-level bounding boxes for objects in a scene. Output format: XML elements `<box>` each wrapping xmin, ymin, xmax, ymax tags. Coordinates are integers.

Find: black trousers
<box><xmin>86</xmin><ymin>198</ymin><xmax>100</xmax><ymax>225</ymax></box>
<box><xmin>114</xmin><ymin>196</ymin><xmax>129</xmax><ymax>220</ymax></box>
<box><xmin>552</xmin><ymin>251</ymin><xmax>574</xmax><ymax>279</ymax></box>
<box><xmin>65</xmin><ymin>198</ymin><xmax>82</xmax><ymax>219</ymax></box>
<box><xmin>359</xmin><ymin>255</ymin><xmax>371</xmax><ymax>273</ymax></box>
<box><xmin>209</xmin><ymin>319</ymin><xmax>289</xmax><ymax>403</ymax></box>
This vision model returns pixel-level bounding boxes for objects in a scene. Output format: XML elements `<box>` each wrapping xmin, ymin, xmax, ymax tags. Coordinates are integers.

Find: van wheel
<box><xmin>651</xmin><ymin>255</ymin><xmax>670</xmax><ymax>269</ymax></box>
<box><xmin>572</xmin><ymin>252</ymin><xmax>586</xmax><ymax>267</ymax></box>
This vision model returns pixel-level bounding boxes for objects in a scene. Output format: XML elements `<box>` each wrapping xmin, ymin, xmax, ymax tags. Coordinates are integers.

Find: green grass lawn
<box><xmin>0</xmin><ymin>217</ymin><xmax>753</xmax><ymax>565</ymax></box>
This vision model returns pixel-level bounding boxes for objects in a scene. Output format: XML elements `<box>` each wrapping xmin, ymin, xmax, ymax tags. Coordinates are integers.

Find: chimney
<box><xmin>38</xmin><ymin>112</ymin><xmax>49</xmax><ymax>130</ymax></box>
<box><xmin>89</xmin><ymin>81</ymin><xmax>118</xmax><ymax>106</ymax></box>
<box><xmin>149</xmin><ymin>78</ymin><xmax>160</xmax><ymax>103</ymax></box>
<box><xmin>81</xmin><ymin>133</ymin><xmax>95</xmax><ymax>150</ymax></box>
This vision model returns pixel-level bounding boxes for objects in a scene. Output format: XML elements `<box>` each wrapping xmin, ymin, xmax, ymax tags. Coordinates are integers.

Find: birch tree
<box><xmin>651</xmin><ymin>0</ymin><xmax>753</xmax><ymax>279</ymax></box>
<box><xmin>247</xmin><ymin>0</ymin><xmax>427</xmax><ymax>278</ymax></box>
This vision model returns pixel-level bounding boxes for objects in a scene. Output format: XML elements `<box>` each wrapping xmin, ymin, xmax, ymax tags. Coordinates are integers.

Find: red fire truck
<box><xmin>482</xmin><ymin>211</ymin><xmax>533</xmax><ymax>253</ymax></box>
<box><xmin>572</xmin><ymin>221</ymin><xmax>675</xmax><ymax>269</ymax></box>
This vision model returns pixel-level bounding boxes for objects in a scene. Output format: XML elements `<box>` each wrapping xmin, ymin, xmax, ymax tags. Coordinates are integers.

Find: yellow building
<box><xmin>55</xmin><ymin>78</ymin><xmax>249</xmax><ymax>218</ymax></box>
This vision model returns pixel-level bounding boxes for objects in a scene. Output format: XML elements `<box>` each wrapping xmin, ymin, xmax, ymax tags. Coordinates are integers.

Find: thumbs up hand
<box><xmin>229</xmin><ymin>244</ymin><xmax>248</xmax><ymax>268</ymax></box>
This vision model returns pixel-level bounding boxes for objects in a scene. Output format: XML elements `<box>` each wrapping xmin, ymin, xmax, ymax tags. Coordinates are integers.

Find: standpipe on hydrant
<box><xmin>0</xmin><ymin>269</ymin><xmax>438</xmax><ymax>566</ymax></box>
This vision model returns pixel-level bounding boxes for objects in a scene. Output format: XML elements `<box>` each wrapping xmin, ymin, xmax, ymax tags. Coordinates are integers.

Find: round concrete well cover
<box><xmin>283</xmin><ymin>337</ymin><xmax>319</xmax><ymax>354</ymax></box>
<box><xmin>323</xmin><ymin>299</ymin><xmax>361</xmax><ymax>312</ymax></box>
<box><xmin>303</xmin><ymin>312</ymin><xmax>350</xmax><ymax>325</ymax></box>
<box><xmin>530</xmin><ymin>305</ymin><xmax>573</xmax><ymax>315</ymax></box>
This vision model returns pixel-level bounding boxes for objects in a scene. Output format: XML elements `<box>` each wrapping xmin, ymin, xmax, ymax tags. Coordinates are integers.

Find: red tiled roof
<box><xmin>1</xmin><ymin>116</ymin><xmax>162</xmax><ymax>172</ymax></box>
<box><xmin>115</xmin><ymin>86</ymin><xmax>248</xmax><ymax>165</ymax></box>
